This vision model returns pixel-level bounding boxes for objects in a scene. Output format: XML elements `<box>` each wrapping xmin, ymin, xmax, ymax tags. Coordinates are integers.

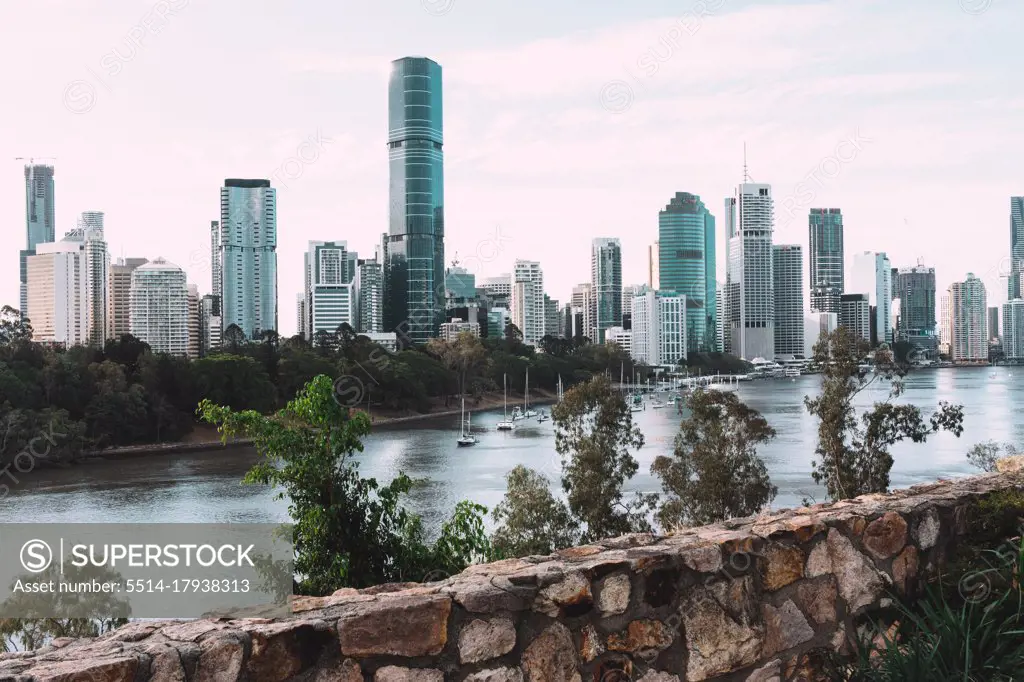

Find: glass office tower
<box><xmin>386</xmin><ymin>56</ymin><xmax>445</xmax><ymax>346</ymax></box>
<box><xmin>659</xmin><ymin>192</ymin><xmax>716</xmax><ymax>352</ymax></box>
<box><xmin>219</xmin><ymin>179</ymin><xmax>278</xmax><ymax>339</ymax></box>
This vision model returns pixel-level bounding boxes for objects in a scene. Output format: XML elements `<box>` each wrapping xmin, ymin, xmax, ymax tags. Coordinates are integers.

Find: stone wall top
<box><xmin>2</xmin><ymin>470</ymin><xmax>1021</xmax><ymax>682</ymax></box>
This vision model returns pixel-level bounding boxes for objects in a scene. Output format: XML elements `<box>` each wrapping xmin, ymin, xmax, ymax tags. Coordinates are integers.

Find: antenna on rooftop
<box><xmin>743</xmin><ymin>143</ymin><xmax>750</xmax><ymax>182</ymax></box>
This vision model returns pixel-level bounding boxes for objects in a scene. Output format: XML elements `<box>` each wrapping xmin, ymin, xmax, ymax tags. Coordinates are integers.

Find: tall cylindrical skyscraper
<box><xmin>386</xmin><ymin>56</ymin><xmax>444</xmax><ymax>346</ymax></box>
<box><xmin>21</xmin><ymin>164</ymin><xmax>56</xmax><ymax>316</ymax></box>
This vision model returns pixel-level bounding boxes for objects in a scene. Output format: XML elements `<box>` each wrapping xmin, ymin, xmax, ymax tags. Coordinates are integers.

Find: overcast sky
<box><xmin>2</xmin><ymin>0</ymin><xmax>1020</xmax><ymax>337</ymax></box>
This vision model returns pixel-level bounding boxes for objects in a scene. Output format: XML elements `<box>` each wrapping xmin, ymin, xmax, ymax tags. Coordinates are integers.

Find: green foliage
<box><xmin>198</xmin><ymin>375</ymin><xmax>490</xmax><ymax>595</ymax></box>
<box><xmin>191</xmin><ymin>354</ymin><xmax>277</xmax><ymax>413</ymax></box>
<box><xmin>685</xmin><ymin>352</ymin><xmax>754</xmax><ymax>375</ymax></box>
<box><xmin>842</xmin><ymin>533</ymin><xmax>1024</xmax><ymax>681</ymax></box>
<box><xmin>804</xmin><ymin>328</ymin><xmax>964</xmax><ymax>502</ymax></box>
<box><xmin>552</xmin><ymin>375</ymin><xmax>654</xmax><ymax>542</ymax></box>
<box><xmin>653</xmin><ymin>389</ymin><xmax>777</xmax><ymax>529</ymax></box>
<box><xmin>491</xmin><ymin>466</ymin><xmax>579</xmax><ymax>558</ymax></box>
<box><xmin>968</xmin><ymin>440</ymin><xmax>1019</xmax><ymax>473</ymax></box>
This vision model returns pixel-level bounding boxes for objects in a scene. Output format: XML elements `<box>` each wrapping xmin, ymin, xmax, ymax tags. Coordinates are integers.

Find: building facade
<box><xmin>385</xmin><ymin>56</ymin><xmax>445</xmax><ymax>345</ymax></box>
<box><xmin>510</xmin><ymin>260</ymin><xmax>544</xmax><ymax>346</ymax></box>
<box><xmin>570</xmin><ymin>283</ymin><xmax>595</xmax><ymax>341</ymax></box>
<box><xmin>219</xmin><ymin>179</ymin><xmax>277</xmax><ymax>339</ymax></box>
<box><xmin>605</xmin><ymin>326</ymin><xmax>632</xmax><ymax>356</ymax></box>
<box><xmin>130</xmin><ymin>258</ymin><xmax>189</xmax><ymax>356</ymax></box>
<box><xmin>1010</xmin><ymin>197</ymin><xmax>1024</xmax><ymax>300</ymax></box>
<box><xmin>850</xmin><ymin>251</ymin><xmax>893</xmax><ymax>346</ymax></box>
<box><xmin>20</xmin><ymin>164</ymin><xmax>55</xmax><ymax>316</ymax></box>
<box><xmin>648</xmin><ymin>241</ymin><xmax>660</xmax><ymax>290</ymax></box>
<box><xmin>949</xmin><ymin>273</ymin><xmax>988</xmax><ymax>363</ymax></box>
<box><xmin>1003</xmin><ymin>299</ymin><xmax>1024</xmax><ymax>361</ymax></box>
<box><xmin>544</xmin><ymin>294</ymin><xmax>560</xmax><ymax>338</ymax></box>
<box><xmin>839</xmin><ymin>294</ymin><xmax>871</xmax><ymax>343</ymax></box>
<box><xmin>306</xmin><ymin>241</ymin><xmax>356</xmax><ymax>337</ymax></box>
<box><xmin>591</xmin><ymin>238</ymin><xmax>622</xmax><ymax>343</ymax></box>
<box><xmin>26</xmin><ymin>241</ymin><xmax>87</xmax><ymax>347</ymax></box>
<box><xmin>772</xmin><ymin>244</ymin><xmax>804</xmax><ymax>357</ymax></box>
<box><xmin>62</xmin><ymin>226</ymin><xmax>109</xmax><ymax>348</ymax></box>
<box><xmin>809</xmin><ymin>208</ymin><xmax>844</xmax><ymax>314</ymax></box>
<box><xmin>108</xmin><ymin>257</ymin><xmax>148</xmax><ymax>340</ymax></box>
<box><xmin>200</xmin><ymin>294</ymin><xmax>222</xmax><ymax>355</ymax></box>
<box><xmin>659</xmin><ymin>192</ymin><xmax>716</xmax><ymax>352</ymax></box>
<box><xmin>356</xmin><ymin>259</ymin><xmax>384</xmax><ymax>333</ymax></box>
<box><xmin>939</xmin><ymin>293</ymin><xmax>952</xmax><ymax>355</ymax></box>
<box><xmin>988</xmin><ymin>306</ymin><xmax>1000</xmax><ymax>341</ymax></box>
<box><xmin>725</xmin><ymin>184</ymin><xmax>775</xmax><ymax>360</ymax></box>
<box><xmin>894</xmin><ymin>265</ymin><xmax>938</xmax><ymax>357</ymax></box>
<box><xmin>631</xmin><ymin>290</ymin><xmax>687</xmax><ymax>367</ymax></box>
<box><xmin>187</xmin><ymin>284</ymin><xmax>201</xmax><ymax>359</ymax></box>
<box><xmin>439</xmin><ymin>318</ymin><xmax>480</xmax><ymax>341</ymax></box>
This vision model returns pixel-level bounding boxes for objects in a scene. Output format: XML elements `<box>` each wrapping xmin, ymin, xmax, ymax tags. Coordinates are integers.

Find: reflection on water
<box><xmin>1</xmin><ymin>368</ymin><xmax>1019</xmax><ymax>532</ymax></box>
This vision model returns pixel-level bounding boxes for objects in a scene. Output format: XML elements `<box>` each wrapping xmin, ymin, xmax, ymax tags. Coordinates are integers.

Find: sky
<box><xmin>1</xmin><ymin>0</ymin><xmax>1021</xmax><ymax>337</ymax></box>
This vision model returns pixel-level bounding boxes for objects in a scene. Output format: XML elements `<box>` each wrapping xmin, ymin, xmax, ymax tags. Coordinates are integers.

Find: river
<box><xmin>2</xmin><ymin>368</ymin><xmax>1020</xmax><ymax>533</ymax></box>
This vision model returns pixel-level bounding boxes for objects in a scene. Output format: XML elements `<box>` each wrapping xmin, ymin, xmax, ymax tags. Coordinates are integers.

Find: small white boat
<box><xmin>457</xmin><ymin>398</ymin><xmax>477</xmax><ymax>447</ymax></box>
<box><xmin>537</xmin><ymin>410</ymin><xmax>549</xmax><ymax>423</ymax></box>
<box><xmin>497</xmin><ymin>374</ymin><xmax>515</xmax><ymax>431</ymax></box>
<box><xmin>651</xmin><ymin>401</ymin><xmax>666</xmax><ymax>409</ymax></box>
<box><xmin>522</xmin><ymin>368</ymin><xmax>538</xmax><ymax>418</ymax></box>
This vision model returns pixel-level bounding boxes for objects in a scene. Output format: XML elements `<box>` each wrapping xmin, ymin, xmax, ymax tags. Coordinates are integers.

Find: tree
<box><xmin>551</xmin><ymin>375</ymin><xmax>653</xmax><ymax>541</ymax></box>
<box><xmin>0</xmin><ymin>306</ymin><xmax>32</xmax><ymax>345</ymax></box>
<box><xmin>967</xmin><ymin>440</ymin><xmax>1018</xmax><ymax>473</ymax></box>
<box><xmin>198</xmin><ymin>375</ymin><xmax>490</xmax><ymax>594</ymax></box>
<box><xmin>492</xmin><ymin>465</ymin><xmax>579</xmax><ymax>558</ymax></box>
<box><xmin>425</xmin><ymin>333</ymin><xmax>486</xmax><ymax>403</ymax></box>
<box><xmin>653</xmin><ymin>389</ymin><xmax>777</xmax><ymax>529</ymax></box>
<box><xmin>804</xmin><ymin>328</ymin><xmax>964</xmax><ymax>501</ymax></box>
<box><xmin>222</xmin><ymin>324</ymin><xmax>247</xmax><ymax>353</ymax></box>
<box><xmin>191</xmin><ymin>355</ymin><xmax>276</xmax><ymax>413</ymax></box>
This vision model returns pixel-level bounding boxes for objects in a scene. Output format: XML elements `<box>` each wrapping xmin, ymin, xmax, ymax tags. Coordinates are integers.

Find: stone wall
<box><xmin>3</xmin><ymin>469</ymin><xmax>1022</xmax><ymax>682</ymax></box>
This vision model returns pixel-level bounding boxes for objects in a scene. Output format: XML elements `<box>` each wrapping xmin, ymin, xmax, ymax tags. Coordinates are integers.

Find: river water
<box><xmin>2</xmin><ymin>368</ymin><xmax>1021</xmax><ymax>533</ymax></box>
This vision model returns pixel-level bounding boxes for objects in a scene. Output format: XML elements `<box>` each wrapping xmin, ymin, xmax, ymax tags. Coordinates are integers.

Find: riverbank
<box><xmin>77</xmin><ymin>388</ymin><xmax>559</xmax><ymax>462</ymax></box>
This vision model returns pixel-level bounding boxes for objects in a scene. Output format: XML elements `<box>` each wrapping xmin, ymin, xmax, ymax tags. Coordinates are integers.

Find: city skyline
<box><xmin>2</xmin><ymin>1</ymin><xmax>1022</xmax><ymax>337</ymax></box>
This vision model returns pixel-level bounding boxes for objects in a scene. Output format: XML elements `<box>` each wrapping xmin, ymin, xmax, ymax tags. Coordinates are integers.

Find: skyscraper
<box><xmin>305</xmin><ymin>241</ymin><xmax>356</xmax><ymax>337</ymax></box>
<box><xmin>356</xmin><ymin>259</ymin><xmax>384</xmax><ymax>334</ymax></box>
<box><xmin>850</xmin><ymin>251</ymin><xmax>893</xmax><ymax>346</ymax></box>
<box><xmin>1002</xmin><ymin>299</ymin><xmax>1024</xmax><ymax>361</ymax></box>
<box><xmin>725</xmin><ymin>184</ymin><xmax>775</xmax><ymax>360</ymax></box>
<box><xmin>571</xmin><ymin>283</ymin><xmax>595</xmax><ymax>342</ymax></box>
<box><xmin>1010</xmin><ymin>197</ymin><xmax>1024</xmax><ymax>300</ymax></box>
<box><xmin>510</xmin><ymin>260</ymin><xmax>544</xmax><ymax>346</ymax></box>
<box><xmin>210</xmin><ymin>220</ymin><xmax>222</xmax><ymax>316</ymax></box>
<box><xmin>631</xmin><ymin>290</ymin><xmax>687</xmax><ymax>367</ymax></box>
<box><xmin>130</xmin><ymin>258</ymin><xmax>189</xmax><ymax>356</ymax></box>
<box><xmin>26</xmin><ymin>240</ymin><xmax>88</xmax><ymax>347</ymax></box>
<box><xmin>108</xmin><ymin>257</ymin><xmax>147</xmax><ymax>340</ymax></box>
<box><xmin>219</xmin><ymin>179</ymin><xmax>277</xmax><ymax>339</ymax></box>
<box><xmin>187</xmin><ymin>284</ymin><xmax>201</xmax><ymax>360</ymax></box>
<box><xmin>658</xmin><ymin>192</ymin><xmax>716</xmax><ymax>352</ymax></box>
<box><xmin>894</xmin><ymin>265</ymin><xmax>938</xmax><ymax>357</ymax></box>
<box><xmin>591</xmin><ymin>238</ymin><xmax>622</xmax><ymax>344</ymax></box>
<box><xmin>20</xmin><ymin>164</ymin><xmax>55</xmax><ymax>315</ymax></box>
<box><xmin>773</xmin><ymin>244</ymin><xmax>804</xmax><ymax>356</ymax></box>
<box><xmin>385</xmin><ymin>56</ymin><xmax>445</xmax><ymax>345</ymax></box>
<box><xmin>77</xmin><ymin>211</ymin><xmax>104</xmax><ymax>232</ymax></box>
<box><xmin>988</xmin><ymin>306</ymin><xmax>1000</xmax><ymax>341</ymax></box>
<box><xmin>949</xmin><ymin>273</ymin><xmax>987</xmax><ymax>363</ymax></box>
<box><xmin>839</xmin><ymin>294</ymin><xmax>871</xmax><ymax>343</ymax></box>
<box><xmin>648</xmin><ymin>241</ymin><xmax>660</xmax><ymax>290</ymax></box>
<box><xmin>809</xmin><ymin>208</ymin><xmax>844</xmax><ymax>313</ymax></box>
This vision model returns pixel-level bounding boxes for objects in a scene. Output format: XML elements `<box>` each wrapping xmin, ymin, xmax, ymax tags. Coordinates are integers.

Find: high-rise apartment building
<box><xmin>939</xmin><ymin>293</ymin><xmax>952</xmax><ymax>353</ymax></box>
<box><xmin>305</xmin><ymin>241</ymin><xmax>356</xmax><ymax>337</ymax></box>
<box><xmin>725</xmin><ymin>184</ymin><xmax>775</xmax><ymax>360</ymax></box>
<box><xmin>219</xmin><ymin>179</ymin><xmax>277</xmax><ymax>339</ymax></box>
<box><xmin>949</xmin><ymin>273</ymin><xmax>988</xmax><ymax>363</ymax></box>
<box><xmin>479</xmin><ymin>275</ymin><xmax>511</xmax><ymax>301</ymax></box>
<box><xmin>510</xmin><ymin>260</ymin><xmax>544</xmax><ymax>346</ymax></box>
<box><xmin>20</xmin><ymin>164</ymin><xmax>55</xmax><ymax>316</ymax></box>
<box><xmin>648</xmin><ymin>241</ymin><xmax>660</xmax><ymax>290</ymax></box>
<box><xmin>187</xmin><ymin>284</ymin><xmax>201</xmax><ymax>360</ymax></box>
<box><xmin>64</xmin><ymin>226</ymin><xmax>110</xmax><ymax>347</ymax></box>
<box><xmin>77</xmin><ymin>211</ymin><xmax>104</xmax><ymax>232</ymax></box>
<box><xmin>200</xmin><ymin>294</ymin><xmax>221</xmax><ymax>355</ymax></box>
<box><xmin>894</xmin><ymin>265</ymin><xmax>938</xmax><ymax>357</ymax></box>
<box><xmin>839</xmin><ymin>294</ymin><xmax>871</xmax><ymax>343</ymax></box>
<box><xmin>385</xmin><ymin>57</ymin><xmax>445</xmax><ymax>345</ymax></box>
<box><xmin>570</xmin><ymin>283</ymin><xmax>595</xmax><ymax>342</ymax></box>
<box><xmin>631</xmin><ymin>290</ymin><xmax>687</xmax><ymax>367</ymax></box>
<box><xmin>210</xmin><ymin>220</ymin><xmax>222</xmax><ymax>316</ymax></box>
<box><xmin>1009</xmin><ymin>197</ymin><xmax>1024</xmax><ymax>300</ymax></box>
<box><xmin>591</xmin><ymin>238</ymin><xmax>622</xmax><ymax>343</ymax></box>
<box><xmin>108</xmin><ymin>257</ymin><xmax>148</xmax><ymax>340</ymax></box>
<box><xmin>988</xmin><ymin>306</ymin><xmax>1000</xmax><ymax>341</ymax></box>
<box><xmin>356</xmin><ymin>259</ymin><xmax>384</xmax><ymax>334</ymax></box>
<box><xmin>543</xmin><ymin>294</ymin><xmax>560</xmax><ymax>338</ymax></box>
<box><xmin>622</xmin><ymin>284</ymin><xmax>646</xmax><ymax>327</ymax></box>
<box><xmin>1002</xmin><ymin>299</ymin><xmax>1024</xmax><ymax>361</ymax></box>
<box><xmin>715</xmin><ymin>286</ymin><xmax>725</xmax><ymax>352</ymax></box>
<box><xmin>809</xmin><ymin>208</ymin><xmax>844</xmax><ymax>313</ymax></box>
<box><xmin>130</xmin><ymin>258</ymin><xmax>189</xmax><ymax>356</ymax></box>
<box><xmin>659</xmin><ymin>192</ymin><xmax>716</xmax><ymax>352</ymax></box>
<box><xmin>605</xmin><ymin>327</ymin><xmax>632</xmax><ymax>356</ymax></box>
<box><xmin>772</xmin><ymin>244</ymin><xmax>804</xmax><ymax>357</ymax></box>
<box><xmin>850</xmin><ymin>251</ymin><xmax>893</xmax><ymax>346</ymax></box>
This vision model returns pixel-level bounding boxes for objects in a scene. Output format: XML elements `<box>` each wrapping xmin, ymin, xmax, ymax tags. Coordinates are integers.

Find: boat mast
<box><xmin>503</xmin><ymin>373</ymin><xmax>508</xmax><ymax>419</ymax></box>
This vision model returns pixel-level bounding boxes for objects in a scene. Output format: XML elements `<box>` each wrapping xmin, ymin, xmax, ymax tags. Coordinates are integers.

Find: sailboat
<box><xmin>523</xmin><ymin>367</ymin><xmax>538</xmax><ymax>418</ymax></box>
<box><xmin>557</xmin><ymin>374</ymin><xmax>564</xmax><ymax>402</ymax></box>
<box><xmin>457</xmin><ymin>398</ymin><xmax>477</xmax><ymax>446</ymax></box>
<box><xmin>497</xmin><ymin>374</ymin><xmax>515</xmax><ymax>431</ymax></box>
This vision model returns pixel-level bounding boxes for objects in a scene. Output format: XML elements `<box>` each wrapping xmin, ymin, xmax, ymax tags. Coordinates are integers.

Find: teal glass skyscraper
<box><xmin>21</xmin><ymin>163</ymin><xmax>55</xmax><ymax>316</ymax></box>
<box><xmin>386</xmin><ymin>56</ymin><xmax>444</xmax><ymax>346</ymax></box>
<box><xmin>218</xmin><ymin>179</ymin><xmax>277</xmax><ymax>339</ymax></box>
<box><xmin>659</xmin><ymin>192</ymin><xmax>716</xmax><ymax>352</ymax></box>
